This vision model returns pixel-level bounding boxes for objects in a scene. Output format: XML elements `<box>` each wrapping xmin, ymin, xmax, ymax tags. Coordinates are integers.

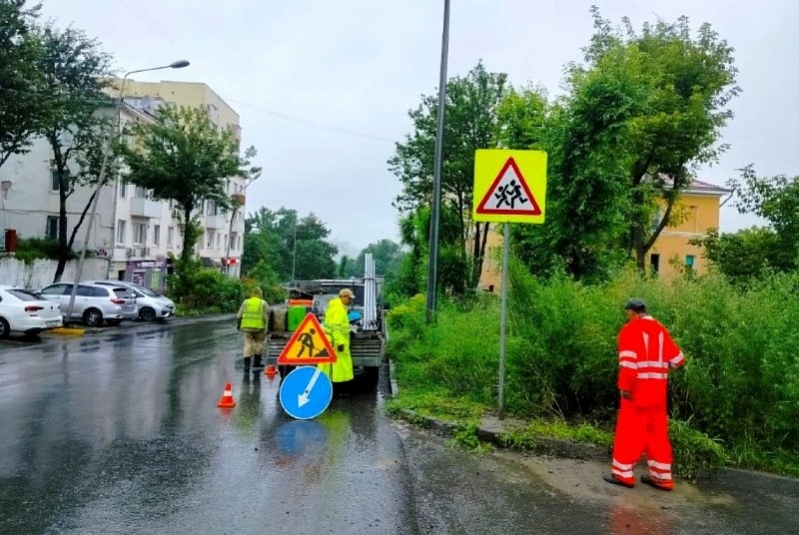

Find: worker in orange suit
<box><xmin>603</xmin><ymin>298</ymin><xmax>686</xmax><ymax>491</ymax></box>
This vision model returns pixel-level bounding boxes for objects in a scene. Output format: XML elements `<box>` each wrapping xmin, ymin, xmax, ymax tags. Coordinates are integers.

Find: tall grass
<box><xmin>387</xmin><ymin>261</ymin><xmax>799</xmax><ymax>477</ymax></box>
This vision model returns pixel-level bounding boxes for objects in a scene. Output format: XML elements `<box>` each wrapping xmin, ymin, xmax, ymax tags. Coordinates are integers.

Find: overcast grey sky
<box><xmin>40</xmin><ymin>0</ymin><xmax>798</xmax><ymax>254</ymax></box>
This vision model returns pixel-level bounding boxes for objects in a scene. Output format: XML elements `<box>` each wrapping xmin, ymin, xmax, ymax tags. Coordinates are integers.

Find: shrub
<box><xmin>388</xmin><ymin>258</ymin><xmax>799</xmax><ymax>477</ymax></box>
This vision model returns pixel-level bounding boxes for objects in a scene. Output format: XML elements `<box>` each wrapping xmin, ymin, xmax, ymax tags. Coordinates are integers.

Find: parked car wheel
<box><xmin>0</xmin><ymin>317</ymin><xmax>9</xmax><ymax>339</ymax></box>
<box><xmin>106</xmin><ymin>319</ymin><xmax>122</xmax><ymax>327</ymax></box>
<box><xmin>83</xmin><ymin>308</ymin><xmax>103</xmax><ymax>327</ymax></box>
<box><xmin>139</xmin><ymin>307</ymin><xmax>156</xmax><ymax>322</ymax></box>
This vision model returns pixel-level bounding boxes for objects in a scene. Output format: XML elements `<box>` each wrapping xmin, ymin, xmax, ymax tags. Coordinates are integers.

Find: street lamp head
<box><xmin>170</xmin><ymin>60</ymin><xmax>190</xmax><ymax>69</ymax></box>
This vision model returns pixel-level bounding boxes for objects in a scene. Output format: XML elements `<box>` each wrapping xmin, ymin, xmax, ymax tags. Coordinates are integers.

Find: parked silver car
<box><xmin>37</xmin><ymin>282</ymin><xmax>137</xmax><ymax>327</ymax></box>
<box><xmin>89</xmin><ymin>280</ymin><xmax>175</xmax><ymax>322</ymax></box>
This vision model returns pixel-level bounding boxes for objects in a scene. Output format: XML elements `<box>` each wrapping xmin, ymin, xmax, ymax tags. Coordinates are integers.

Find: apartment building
<box><xmin>0</xmin><ymin>80</ymin><xmax>247</xmax><ymax>289</ymax></box>
<box><xmin>115</xmin><ymin>80</ymin><xmax>246</xmax><ymax>280</ymax></box>
<box><xmin>0</xmin><ymin>104</ymin><xmax>146</xmax><ymax>258</ymax></box>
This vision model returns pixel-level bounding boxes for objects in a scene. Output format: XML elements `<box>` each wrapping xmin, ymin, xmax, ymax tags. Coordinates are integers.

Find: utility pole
<box><xmin>425</xmin><ymin>0</ymin><xmax>451</xmax><ymax>325</ymax></box>
<box><xmin>291</xmin><ymin>224</ymin><xmax>298</xmax><ymax>281</ymax></box>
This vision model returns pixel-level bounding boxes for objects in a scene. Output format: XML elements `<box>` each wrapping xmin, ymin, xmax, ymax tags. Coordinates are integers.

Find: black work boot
<box><xmin>252</xmin><ymin>355</ymin><xmax>264</xmax><ymax>370</ymax></box>
<box><xmin>243</xmin><ymin>357</ymin><xmax>251</xmax><ymax>373</ymax></box>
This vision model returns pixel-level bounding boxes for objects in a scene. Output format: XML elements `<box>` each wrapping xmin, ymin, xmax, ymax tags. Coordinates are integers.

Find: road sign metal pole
<box><xmin>425</xmin><ymin>0</ymin><xmax>451</xmax><ymax>325</ymax></box>
<box><xmin>498</xmin><ymin>223</ymin><xmax>510</xmax><ymax>420</ymax></box>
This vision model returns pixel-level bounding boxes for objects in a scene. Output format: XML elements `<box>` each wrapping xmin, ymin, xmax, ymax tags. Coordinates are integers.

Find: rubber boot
<box><xmin>243</xmin><ymin>357</ymin><xmax>251</xmax><ymax>373</ymax></box>
<box><xmin>252</xmin><ymin>354</ymin><xmax>264</xmax><ymax>370</ymax></box>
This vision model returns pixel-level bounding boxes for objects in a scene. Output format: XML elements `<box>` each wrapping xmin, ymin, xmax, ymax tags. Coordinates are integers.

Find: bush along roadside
<box><xmin>166</xmin><ymin>257</ymin><xmax>287</xmax><ymax>317</ymax></box>
<box><xmin>385</xmin><ymin>264</ymin><xmax>799</xmax><ymax>480</ymax></box>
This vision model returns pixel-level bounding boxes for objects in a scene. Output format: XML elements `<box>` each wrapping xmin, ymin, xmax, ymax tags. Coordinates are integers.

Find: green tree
<box><xmin>691</xmin><ymin>227</ymin><xmax>784</xmax><ymax>283</ymax></box>
<box><xmin>355</xmin><ymin>239</ymin><xmax>404</xmax><ymax>278</ymax></box>
<box><xmin>390</xmin><ymin>206</ymin><xmax>468</xmax><ymax>298</ymax></box>
<box><xmin>577</xmin><ymin>8</ymin><xmax>740</xmax><ymax>273</ymax></box>
<box><xmin>389</xmin><ymin>60</ymin><xmax>509</xmax><ymax>291</ymax></box>
<box><xmin>513</xmin><ymin>8</ymin><xmax>740</xmax><ymax>280</ymax></box>
<box><xmin>119</xmin><ymin>104</ymin><xmax>256</xmax><ymax>265</ymax></box>
<box><xmin>0</xmin><ymin>0</ymin><xmax>46</xmax><ymax>169</ymax></box>
<box><xmin>35</xmin><ymin>25</ymin><xmax>116</xmax><ymax>282</ymax></box>
<box><xmin>721</xmin><ymin>164</ymin><xmax>799</xmax><ymax>273</ymax></box>
<box><xmin>243</xmin><ymin>207</ymin><xmax>338</xmax><ymax>281</ymax></box>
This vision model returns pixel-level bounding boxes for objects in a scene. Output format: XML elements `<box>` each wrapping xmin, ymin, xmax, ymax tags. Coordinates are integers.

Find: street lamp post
<box><xmin>425</xmin><ymin>0</ymin><xmax>451</xmax><ymax>325</ymax></box>
<box><xmin>65</xmin><ymin>60</ymin><xmax>190</xmax><ymax>325</ymax></box>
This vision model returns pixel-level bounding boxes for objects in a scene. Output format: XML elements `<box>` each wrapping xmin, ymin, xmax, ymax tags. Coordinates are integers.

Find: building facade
<box><xmin>477</xmin><ymin>178</ymin><xmax>732</xmax><ymax>290</ymax></box>
<box><xmin>112</xmin><ymin>80</ymin><xmax>246</xmax><ymax>281</ymax></box>
<box><xmin>0</xmin><ymin>80</ymin><xmax>247</xmax><ymax>290</ymax></box>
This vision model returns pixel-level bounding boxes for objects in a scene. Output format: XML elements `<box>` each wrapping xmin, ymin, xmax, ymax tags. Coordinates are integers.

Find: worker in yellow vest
<box><xmin>318</xmin><ymin>288</ymin><xmax>355</xmax><ymax>392</ymax></box>
<box><xmin>236</xmin><ymin>287</ymin><xmax>269</xmax><ymax>373</ymax></box>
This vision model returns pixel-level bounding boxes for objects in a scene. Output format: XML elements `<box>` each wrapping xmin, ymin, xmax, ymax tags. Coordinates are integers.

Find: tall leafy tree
<box><xmin>691</xmin><ymin>227</ymin><xmax>784</xmax><ymax>283</ymax></box>
<box><xmin>35</xmin><ymin>25</ymin><xmax>116</xmax><ymax>282</ymax></box>
<box><xmin>389</xmin><ymin>61</ymin><xmax>509</xmax><ymax>291</ymax></box>
<box><xmin>724</xmin><ymin>164</ymin><xmax>799</xmax><ymax>272</ymax></box>
<box><xmin>243</xmin><ymin>207</ymin><xmax>338</xmax><ymax>281</ymax></box>
<box><xmin>119</xmin><ymin>104</ymin><xmax>256</xmax><ymax>264</ymax></box>
<box><xmin>355</xmin><ymin>239</ymin><xmax>404</xmax><ymax>278</ymax></box>
<box><xmin>0</xmin><ymin>0</ymin><xmax>46</xmax><ymax>169</ymax></box>
<box><xmin>575</xmin><ymin>8</ymin><xmax>740</xmax><ymax>272</ymax></box>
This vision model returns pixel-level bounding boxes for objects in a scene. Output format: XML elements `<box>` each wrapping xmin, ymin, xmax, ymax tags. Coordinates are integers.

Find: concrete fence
<box><xmin>0</xmin><ymin>257</ymin><xmax>107</xmax><ymax>290</ymax></box>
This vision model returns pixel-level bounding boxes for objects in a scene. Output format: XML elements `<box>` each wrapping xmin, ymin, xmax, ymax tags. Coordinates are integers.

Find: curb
<box><xmin>386</xmin><ymin>359</ymin><xmax>799</xmax><ymax>487</ymax></box>
<box><xmin>50</xmin><ymin>327</ymin><xmax>86</xmax><ymax>336</ymax></box>
<box><xmin>386</xmin><ymin>358</ymin><xmax>609</xmax><ymax>463</ymax></box>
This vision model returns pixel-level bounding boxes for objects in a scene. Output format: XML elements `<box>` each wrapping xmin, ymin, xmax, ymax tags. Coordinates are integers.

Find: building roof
<box><xmin>655</xmin><ymin>175</ymin><xmax>732</xmax><ymax>196</ymax></box>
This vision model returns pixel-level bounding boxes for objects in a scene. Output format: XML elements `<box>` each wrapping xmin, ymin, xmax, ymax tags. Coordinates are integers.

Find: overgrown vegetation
<box><xmin>11</xmin><ymin>237</ymin><xmax>76</xmax><ymax>264</ymax></box>
<box><xmin>387</xmin><ymin>266</ymin><xmax>799</xmax><ymax>479</ymax></box>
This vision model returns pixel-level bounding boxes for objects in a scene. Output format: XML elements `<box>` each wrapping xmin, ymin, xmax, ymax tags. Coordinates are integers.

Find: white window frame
<box><xmin>116</xmin><ymin>220</ymin><xmax>127</xmax><ymax>245</ymax></box>
<box><xmin>153</xmin><ymin>225</ymin><xmax>161</xmax><ymax>246</ymax></box>
<box><xmin>133</xmin><ymin>223</ymin><xmax>147</xmax><ymax>246</ymax></box>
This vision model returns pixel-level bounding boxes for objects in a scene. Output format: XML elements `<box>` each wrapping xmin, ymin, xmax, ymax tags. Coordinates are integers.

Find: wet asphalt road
<box><xmin>1</xmin><ymin>317</ymin><xmax>798</xmax><ymax>535</ymax></box>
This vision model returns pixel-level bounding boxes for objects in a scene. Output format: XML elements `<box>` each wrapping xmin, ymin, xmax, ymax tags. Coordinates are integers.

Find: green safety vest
<box><xmin>241</xmin><ymin>297</ymin><xmax>266</xmax><ymax>330</ymax></box>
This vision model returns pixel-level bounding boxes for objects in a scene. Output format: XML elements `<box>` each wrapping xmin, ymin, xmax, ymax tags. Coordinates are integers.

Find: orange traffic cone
<box><xmin>265</xmin><ymin>364</ymin><xmax>277</xmax><ymax>379</ymax></box>
<box><xmin>217</xmin><ymin>383</ymin><xmax>236</xmax><ymax>408</ymax></box>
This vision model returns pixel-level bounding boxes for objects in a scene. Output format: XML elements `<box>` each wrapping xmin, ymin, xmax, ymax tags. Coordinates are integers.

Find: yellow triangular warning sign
<box><xmin>277</xmin><ymin>313</ymin><xmax>338</xmax><ymax>365</ymax></box>
<box><xmin>476</xmin><ymin>157</ymin><xmax>542</xmax><ymax>216</ymax></box>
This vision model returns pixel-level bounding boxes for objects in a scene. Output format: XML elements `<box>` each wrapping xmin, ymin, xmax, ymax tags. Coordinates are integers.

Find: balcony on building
<box><xmin>130</xmin><ymin>197</ymin><xmax>162</xmax><ymax>219</ymax></box>
<box><xmin>205</xmin><ymin>213</ymin><xmax>227</xmax><ymax>229</ymax></box>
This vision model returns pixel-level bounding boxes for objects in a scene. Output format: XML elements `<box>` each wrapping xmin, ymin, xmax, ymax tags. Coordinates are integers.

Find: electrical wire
<box><xmin>0</xmin><ymin>86</ymin><xmax>399</xmax><ymax>143</ymax></box>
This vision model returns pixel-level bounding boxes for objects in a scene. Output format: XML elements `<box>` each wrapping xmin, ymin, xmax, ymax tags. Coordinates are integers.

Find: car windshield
<box><xmin>133</xmin><ymin>285</ymin><xmax>161</xmax><ymax>298</ymax></box>
<box><xmin>7</xmin><ymin>289</ymin><xmax>40</xmax><ymax>302</ymax></box>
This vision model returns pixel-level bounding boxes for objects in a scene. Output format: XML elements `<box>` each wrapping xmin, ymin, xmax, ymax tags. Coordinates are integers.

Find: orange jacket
<box><xmin>617</xmin><ymin>316</ymin><xmax>685</xmax><ymax>407</ymax></box>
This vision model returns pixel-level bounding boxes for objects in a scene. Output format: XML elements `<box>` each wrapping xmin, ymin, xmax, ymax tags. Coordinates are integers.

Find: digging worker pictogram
<box><xmin>604</xmin><ymin>298</ymin><xmax>686</xmax><ymax>491</ymax></box>
<box><xmin>298</xmin><ymin>328</ymin><xmax>319</xmax><ymax>357</ymax></box>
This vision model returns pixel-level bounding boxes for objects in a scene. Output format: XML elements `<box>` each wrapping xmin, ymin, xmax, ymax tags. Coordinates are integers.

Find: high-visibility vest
<box><xmin>241</xmin><ymin>297</ymin><xmax>266</xmax><ymax>330</ymax></box>
<box><xmin>617</xmin><ymin>316</ymin><xmax>685</xmax><ymax>407</ymax></box>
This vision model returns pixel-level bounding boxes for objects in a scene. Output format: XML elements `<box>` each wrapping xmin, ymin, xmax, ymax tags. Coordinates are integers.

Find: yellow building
<box><xmin>477</xmin><ymin>178</ymin><xmax>732</xmax><ymax>290</ymax></box>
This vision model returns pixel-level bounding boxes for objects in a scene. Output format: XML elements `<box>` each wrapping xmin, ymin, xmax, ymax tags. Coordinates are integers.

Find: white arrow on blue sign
<box><xmin>279</xmin><ymin>366</ymin><xmax>333</xmax><ymax>420</ymax></box>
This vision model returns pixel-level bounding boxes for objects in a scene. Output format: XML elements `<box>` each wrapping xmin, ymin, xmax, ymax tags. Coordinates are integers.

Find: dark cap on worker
<box><xmin>624</xmin><ymin>298</ymin><xmax>647</xmax><ymax>312</ymax></box>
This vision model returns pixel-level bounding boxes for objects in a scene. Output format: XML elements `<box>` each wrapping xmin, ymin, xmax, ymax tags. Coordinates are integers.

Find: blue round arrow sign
<box><xmin>279</xmin><ymin>365</ymin><xmax>333</xmax><ymax>420</ymax></box>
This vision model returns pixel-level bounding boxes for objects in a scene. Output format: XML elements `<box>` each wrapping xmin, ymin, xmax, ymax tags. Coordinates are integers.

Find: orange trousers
<box><xmin>611</xmin><ymin>399</ymin><xmax>674</xmax><ymax>488</ymax></box>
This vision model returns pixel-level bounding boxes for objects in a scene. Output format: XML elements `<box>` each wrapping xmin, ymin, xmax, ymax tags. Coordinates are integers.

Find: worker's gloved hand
<box><xmin>337</xmin><ymin>344</ymin><xmax>345</xmax><ymax>353</ymax></box>
<box><xmin>236</xmin><ymin>318</ymin><xmax>242</xmax><ymax>331</ymax></box>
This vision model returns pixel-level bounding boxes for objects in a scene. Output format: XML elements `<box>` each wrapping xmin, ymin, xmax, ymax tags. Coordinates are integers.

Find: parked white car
<box><xmin>37</xmin><ymin>282</ymin><xmax>138</xmax><ymax>327</ymax></box>
<box><xmin>89</xmin><ymin>280</ymin><xmax>176</xmax><ymax>322</ymax></box>
<box><xmin>0</xmin><ymin>285</ymin><xmax>63</xmax><ymax>338</ymax></box>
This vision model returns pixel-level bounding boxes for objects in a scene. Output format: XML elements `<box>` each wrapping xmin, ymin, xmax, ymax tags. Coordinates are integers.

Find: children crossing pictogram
<box><xmin>476</xmin><ymin>157</ymin><xmax>541</xmax><ymax>216</ymax></box>
<box><xmin>472</xmin><ymin>149</ymin><xmax>547</xmax><ymax>224</ymax></box>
